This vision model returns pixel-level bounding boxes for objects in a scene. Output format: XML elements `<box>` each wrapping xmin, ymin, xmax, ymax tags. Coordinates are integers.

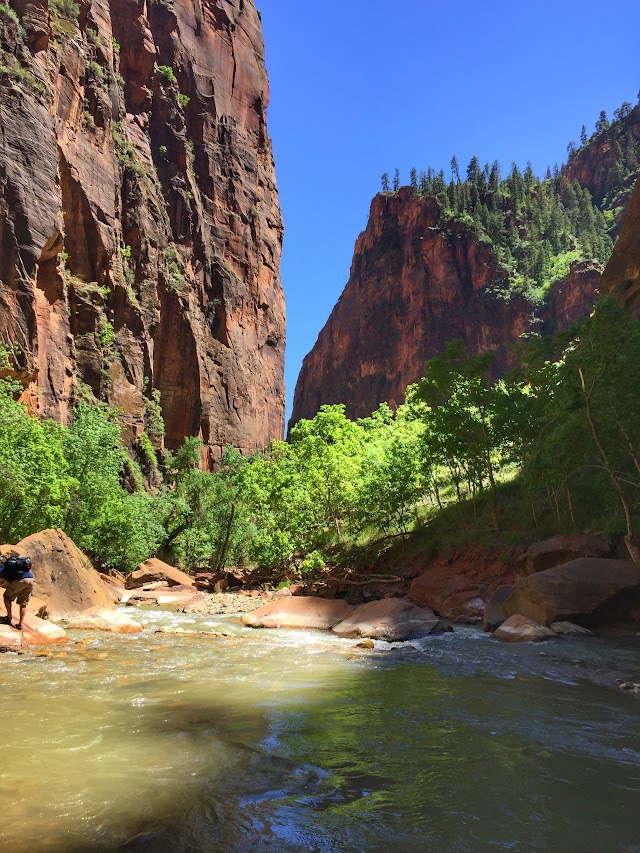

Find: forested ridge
<box><xmin>381</xmin><ymin>100</ymin><xmax>640</xmax><ymax>304</ymax></box>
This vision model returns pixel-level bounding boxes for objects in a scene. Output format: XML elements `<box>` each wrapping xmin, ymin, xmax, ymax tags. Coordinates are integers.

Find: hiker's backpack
<box><xmin>2</xmin><ymin>556</ymin><xmax>32</xmax><ymax>581</ymax></box>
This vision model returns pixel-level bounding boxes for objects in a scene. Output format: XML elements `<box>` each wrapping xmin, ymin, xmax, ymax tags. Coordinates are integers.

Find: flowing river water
<box><xmin>0</xmin><ymin>607</ymin><xmax>638</xmax><ymax>853</ymax></box>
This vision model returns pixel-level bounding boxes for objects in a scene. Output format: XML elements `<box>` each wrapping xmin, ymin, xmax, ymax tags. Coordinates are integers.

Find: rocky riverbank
<box><xmin>2</xmin><ymin>527</ymin><xmax>639</xmax><ymax>652</ymax></box>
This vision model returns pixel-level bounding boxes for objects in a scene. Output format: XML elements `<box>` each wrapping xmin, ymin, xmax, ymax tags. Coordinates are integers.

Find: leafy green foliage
<box><xmin>111</xmin><ymin>121</ymin><xmax>147</xmax><ymax>178</ymax></box>
<box><xmin>517</xmin><ymin>298</ymin><xmax>640</xmax><ymax>554</ymax></box>
<box><xmin>86</xmin><ymin>60</ymin><xmax>109</xmax><ymax>91</ymax></box>
<box><xmin>299</xmin><ymin>550</ymin><xmax>326</xmax><ymax>574</ymax></box>
<box><xmin>156</xmin><ymin>445</ymin><xmax>254</xmax><ymax>571</ymax></box>
<box><xmin>157</xmin><ymin>65</ymin><xmax>177</xmax><ymax>86</ymax></box>
<box><xmin>143</xmin><ymin>390</ymin><xmax>165</xmax><ymax>437</ymax></box>
<box><xmin>95</xmin><ymin>320</ymin><xmax>115</xmax><ymax>351</ymax></box>
<box><xmin>0</xmin><ymin>389</ymin><xmax>162</xmax><ymax>571</ymax></box>
<box><xmin>0</xmin><ymin>59</ymin><xmax>45</xmax><ymax>96</ymax></box>
<box><xmin>164</xmin><ymin>246</ymin><xmax>186</xmax><ymax>292</ymax></box>
<box><xmin>49</xmin><ymin>0</ymin><xmax>79</xmax><ymax>39</ymax></box>
<box><xmin>0</xmin><ymin>2</ymin><xmax>20</xmax><ymax>27</ymax></box>
<box><xmin>3</xmin><ymin>295</ymin><xmax>640</xmax><ymax>574</ymax></box>
<box><xmin>0</xmin><ymin>383</ymin><xmax>70</xmax><ymax>542</ymax></box>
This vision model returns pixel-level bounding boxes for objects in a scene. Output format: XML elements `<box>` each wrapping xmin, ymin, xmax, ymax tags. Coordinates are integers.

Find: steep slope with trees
<box><xmin>564</xmin><ymin>102</ymin><xmax>640</xmax><ymax>222</ymax></box>
<box><xmin>0</xmin><ymin>0</ymin><xmax>285</xmax><ymax>464</ymax></box>
<box><xmin>292</xmin><ymin>103</ymin><xmax>640</xmax><ymax>424</ymax></box>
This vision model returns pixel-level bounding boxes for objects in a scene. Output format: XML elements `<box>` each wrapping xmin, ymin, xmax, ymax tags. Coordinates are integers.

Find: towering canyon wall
<box><xmin>291</xmin><ymin>188</ymin><xmax>600</xmax><ymax>424</ymax></box>
<box><xmin>0</xmin><ymin>0</ymin><xmax>285</xmax><ymax>463</ymax></box>
<box><xmin>601</xmin><ymin>178</ymin><xmax>640</xmax><ymax>316</ymax></box>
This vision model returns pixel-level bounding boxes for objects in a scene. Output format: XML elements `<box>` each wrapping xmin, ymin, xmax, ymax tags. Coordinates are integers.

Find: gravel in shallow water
<box><xmin>185</xmin><ymin>592</ymin><xmax>270</xmax><ymax>615</ymax></box>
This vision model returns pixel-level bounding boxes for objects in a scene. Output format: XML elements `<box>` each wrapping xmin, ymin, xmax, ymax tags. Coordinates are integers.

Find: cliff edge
<box><xmin>0</xmin><ymin>0</ymin><xmax>285</xmax><ymax>462</ymax></box>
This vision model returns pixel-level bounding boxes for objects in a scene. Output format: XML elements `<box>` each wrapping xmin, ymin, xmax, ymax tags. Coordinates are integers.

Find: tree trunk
<box><xmin>215</xmin><ymin>503</ymin><xmax>236</xmax><ymax>571</ymax></box>
<box><xmin>566</xmin><ymin>484</ymin><xmax>576</xmax><ymax>528</ymax></box>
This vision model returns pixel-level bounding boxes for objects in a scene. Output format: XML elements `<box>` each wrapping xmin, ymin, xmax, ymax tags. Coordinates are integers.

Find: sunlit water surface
<box><xmin>0</xmin><ymin>607</ymin><xmax>638</xmax><ymax>852</ymax></box>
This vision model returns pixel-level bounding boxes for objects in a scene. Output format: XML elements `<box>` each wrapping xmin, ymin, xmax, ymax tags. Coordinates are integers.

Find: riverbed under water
<box><xmin>0</xmin><ymin>607</ymin><xmax>638</xmax><ymax>852</ymax></box>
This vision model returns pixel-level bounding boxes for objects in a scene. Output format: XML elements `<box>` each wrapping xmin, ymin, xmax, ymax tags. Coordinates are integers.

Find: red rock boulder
<box><xmin>483</xmin><ymin>585</ymin><xmax>515</xmax><ymax>633</ymax></box>
<box><xmin>493</xmin><ymin>615</ymin><xmax>556</xmax><ymax>643</ymax></box>
<box><xmin>525</xmin><ymin>534</ymin><xmax>610</xmax><ymax>575</ymax></box>
<box><xmin>57</xmin><ymin>607</ymin><xmax>142</xmax><ymax>634</ymax></box>
<box><xmin>125</xmin><ymin>559</ymin><xmax>195</xmax><ymax>590</ymax></box>
<box><xmin>503</xmin><ymin>558</ymin><xmax>640</xmax><ymax>627</ymax></box>
<box><xmin>242</xmin><ymin>597</ymin><xmax>355</xmax><ymax>630</ymax></box>
<box><xmin>410</xmin><ymin>566</ymin><xmax>480</xmax><ymax>616</ymax></box>
<box><xmin>5</xmin><ymin>529</ymin><xmax>114</xmax><ymax>617</ymax></box>
<box><xmin>0</xmin><ymin>625</ymin><xmax>22</xmax><ymax>653</ymax></box>
<box><xmin>21</xmin><ymin>613</ymin><xmax>68</xmax><ymax>646</ymax></box>
<box><xmin>332</xmin><ymin>598</ymin><xmax>444</xmax><ymax>641</ymax></box>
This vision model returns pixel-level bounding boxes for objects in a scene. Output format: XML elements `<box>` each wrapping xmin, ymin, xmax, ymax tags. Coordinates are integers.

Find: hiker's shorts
<box><xmin>3</xmin><ymin>579</ymin><xmax>34</xmax><ymax>605</ymax></box>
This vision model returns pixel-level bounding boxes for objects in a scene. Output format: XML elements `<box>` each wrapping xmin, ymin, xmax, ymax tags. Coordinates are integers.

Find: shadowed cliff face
<box><xmin>291</xmin><ymin>188</ymin><xmax>600</xmax><ymax>425</ymax></box>
<box><xmin>0</xmin><ymin>0</ymin><xmax>285</xmax><ymax>462</ymax></box>
<box><xmin>601</xmin><ymin>178</ymin><xmax>640</xmax><ymax>317</ymax></box>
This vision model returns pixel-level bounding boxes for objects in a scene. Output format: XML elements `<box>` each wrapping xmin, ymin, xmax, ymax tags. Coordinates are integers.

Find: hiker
<box><xmin>0</xmin><ymin>556</ymin><xmax>34</xmax><ymax>631</ymax></box>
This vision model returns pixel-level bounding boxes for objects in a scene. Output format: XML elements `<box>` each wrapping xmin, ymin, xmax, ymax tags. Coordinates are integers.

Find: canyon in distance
<box><xmin>0</xmin><ymin>1</ymin><xmax>640</xmax><ymax>851</ymax></box>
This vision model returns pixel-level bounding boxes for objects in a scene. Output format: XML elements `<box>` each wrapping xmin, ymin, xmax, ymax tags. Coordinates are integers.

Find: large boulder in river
<box><xmin>21</xmin><ymin>612</ymin><xmax>68</xmax><ymax>645</ymax></box>
<box><xmin>56</xmin><ymin>607</ymin><xmax>142</xmax><ymax>633</ymax></box>
<box><xmin>483</xmin><ymin>585</ymin><xmax>514</xmax><ymax>632</ymax></box>
<box><xmin>493</xmin><ymin>615</ymin><xmax>556</xmax><ymax>643</ymax></box>
<box><xmin>410</xmin><ymin>566</ymin><xmax>480</xmax><ymax>615</ymax></box>
<box><xmin>125</xmin><ymin>559</ymin><xmax>195</xmax><ymax>590</ymax></box>
<box><xmin>503</xmin><ymin>558</ymin><xmax>640</xmax><ymax>627</ymax></box>
<box><xmin>122</xmin><ymin>586</ymin><xmax>204</xmax><ymax>608</ymax></box>
<box><xmin>332</xmin><ymin>598</ymin><xmax>445</xmax><ymax>641</ymax></box>
<box><xmin>525</xmin><ymin>534</ymin><xmax>610</xmax><ymax>575</ymax></box>
<box><xmin>5</xmin><ymin>529</ymin><xmax>114</xmax><ymax>617</ymax></box>
<box><xmin>242</xmin><ymin>596</ymin><xmax>355</xmax><ymax>630</ymax></box>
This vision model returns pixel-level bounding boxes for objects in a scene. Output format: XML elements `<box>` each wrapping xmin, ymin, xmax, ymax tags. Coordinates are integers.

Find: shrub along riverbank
<box><xmin>2</xmin><ymin>297</ymin><xmax>640</xmax><ymax>578</ymax></box>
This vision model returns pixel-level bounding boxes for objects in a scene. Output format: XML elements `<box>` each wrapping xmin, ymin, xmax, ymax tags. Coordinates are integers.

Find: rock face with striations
<box><xmin>601</xmin><ymin>177</ymin><xmax>640</xmax><ymax>317</ymax></box>
<box><xmin>291</xmin><ymin>188</ymin><xmax>600</xmax><ymax>423</ymax></box>
<box><xmin>0</xmin><ymin>0</ymin><xmax>285</xmax><ymax>462</ymax></box>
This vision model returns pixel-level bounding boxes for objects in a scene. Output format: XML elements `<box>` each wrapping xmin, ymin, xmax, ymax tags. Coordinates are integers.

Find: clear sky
<box><xmin>259</xmin><ymin>0</ymin><xmax>640</xmax><ymax>421</ymax></box>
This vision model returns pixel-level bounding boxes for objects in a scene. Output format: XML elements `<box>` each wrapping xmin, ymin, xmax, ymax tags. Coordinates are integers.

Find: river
<box><xmin>0</xmin><ymin>607</ymin><xmax>638</xmax><ymax>852</ymax></box>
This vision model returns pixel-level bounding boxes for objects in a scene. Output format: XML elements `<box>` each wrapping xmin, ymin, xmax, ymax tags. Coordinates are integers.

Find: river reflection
<box><xmin>0</xmin><ymin>608</ymin><xmax>638</xmax><ymax>852</ymax></box>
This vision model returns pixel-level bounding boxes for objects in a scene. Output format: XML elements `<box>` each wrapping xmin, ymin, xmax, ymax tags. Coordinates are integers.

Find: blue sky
<box><xmin>259</xmin><ymin>0</ymin><xmax>640</xmax><ymax>421</ymax></box>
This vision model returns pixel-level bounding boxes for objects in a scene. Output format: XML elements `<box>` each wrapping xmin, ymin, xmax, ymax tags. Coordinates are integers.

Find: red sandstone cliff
<box><xmin>563</xmin><ymin>105</ymin><xmax>640</xmax><ymax>222</ymax></box>
<box><xmin>291</xmin><ymin>188</ymin><xmax>600</xmax><ymax>424</ymax></box>
<box><xmin>601</xmin><ymin>178</ymin><xmax>640</xmax><ymax>317</ymax></box>
<box><xmin>0</xmin><ymin>0</ymin><xmax>285</xmax><ymax>462</ymax></box>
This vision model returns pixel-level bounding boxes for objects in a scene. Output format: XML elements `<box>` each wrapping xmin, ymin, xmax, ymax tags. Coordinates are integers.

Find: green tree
<box><xmin>0</xmin><ymin>382</ymin><xmax>70</xmax><ymax>542</ymax></box>
<box><xmin>451</xmin><ymin>155</ymin><xmax>461</xmax><ymax>184</ymax></box>
<box><xmin>595</xmin><ymin>110</ymin><xmax>610</xmax><ymax>133</ymax></box>
<box><xmin>416</xmin><ymin>342</ymin><xmax>503</xmax><ymax>527</ymax></box>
